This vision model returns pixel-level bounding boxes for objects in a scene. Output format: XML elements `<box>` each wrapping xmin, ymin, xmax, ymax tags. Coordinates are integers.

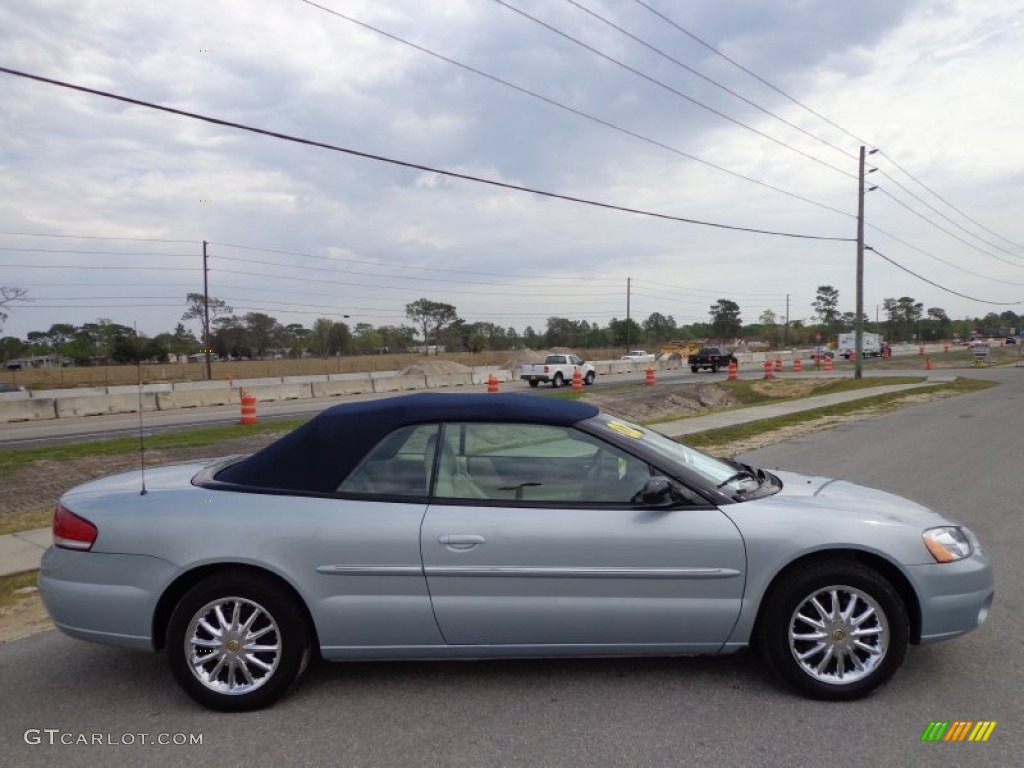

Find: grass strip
<box><xmin>680</xmin><ymin>377</ymin><xmax>995</xmax><ymax>451</ymax></box>
<box><xmin>0</xmin><ymin>418</ymin><xmax>307</xmax><ymax>478</ymax></box>
<box><xmin>0</xmin><ymin>570</ymin><xmax>41</xmax><ymax>609</ymax></box>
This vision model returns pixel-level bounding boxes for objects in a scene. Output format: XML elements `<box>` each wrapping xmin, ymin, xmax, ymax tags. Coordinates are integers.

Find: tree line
<box><xmin>1</xmin><ymin>286</ymin><xmax>1020</xmax><ymax>365</ymax></box>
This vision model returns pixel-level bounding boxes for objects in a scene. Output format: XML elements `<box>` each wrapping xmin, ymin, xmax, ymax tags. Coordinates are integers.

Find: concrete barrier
<box><xmin>157</xmin><ymin>388</ymin><xmax>240</xmax><ymax>409</ymax></box>
<box><xmin>473</xmin><ymin>369</ymin><xmax>513</xmax><ymax>385</ymax></box>
<box><xmin>34</xmin><ymin>386</ymin><xmax>107</xmax><ymax>399</ymax></box>
<box><xmin>372</xmin><ymin>375</ymin><xmax>428</xmax><ymax>393</ymax></box>
<box><xmin>232</xmin><ymin>378</ymin><xmax>284</xmax><ymax>389</ymax></box>
<box><xmin>311</xmin><ymin>376</ymin><xmax>374</xmax><ymax>397</ymax></box>
<box><xmin>244</xmin><ymin>383</ymin><xmax>314</xmax><ymax>402</ymax></box>
<box><xmin>172</xmin><ymin>380</ymin><xmax>239</xmax><ymax>392</ymax></box>
<box><xmin>281</xmin><ymin>375</ymin><xmax>330</xmax><ymax>385</ymax></box>
<box><xmin>56</xmin><ymin>393</ymin><xmax>159</xmax><ymax>418</ymax></box>
<box><xmin>426</xmin><ymin>373</ymin><xmax>475</xmax><ymax>388</ymax></box>
<box><xmin>0</xmin><ymin>398</ymin><xmax>58</xmax><ymax>422</ymax></box>
<box><xmin>107</xmin><ymin>383</ymin><xmax>174</xmax><ymax>395</ymax></box>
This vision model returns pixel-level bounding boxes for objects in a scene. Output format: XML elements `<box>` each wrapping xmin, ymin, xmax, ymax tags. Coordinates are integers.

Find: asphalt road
<box><xmin>1</xmin><ymin>367</ymin><xmax>1021</xmax><ymax>767</ymax></box>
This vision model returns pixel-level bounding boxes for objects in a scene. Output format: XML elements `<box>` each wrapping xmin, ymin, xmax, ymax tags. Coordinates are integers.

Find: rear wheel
<box><xmin>711</xmin><ymin>364</ymin><xmax>719</xmax><ymax>373</ymax></box>
<box><xmin>758</xmin><ymin>561</ymin><xmax>908</xmax><ymax>701</ymax></box>
<box><xmin>167</xmin><ymin>572</ymin><xmax>311</xmax><ymax>712</ymax></box>
<box><xmin>552</xmin><ymin>373</ymin><xmax>564</xmax><ymax>388</ymax></box>
<box><xmin>528</xmin><ymin>380</ymin><xmax>539</xmax><ymax>388</ymax></box>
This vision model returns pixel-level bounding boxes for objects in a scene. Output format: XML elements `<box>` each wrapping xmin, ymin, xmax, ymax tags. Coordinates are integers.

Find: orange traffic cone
<box><xmin>824</xmin><ymin>356</ymin><xmax>833</xmax><ymax>372</ymax></box>
<box><xmin>727</xmin><ymin>360</ymin><xmax>738</xmax><ymax>380</ymax></box>
<box><xmin>572</xmin><ymin>367</ymin><xmax>583</xmax><ymax>391</ymax></box>
<box><xmin>487</xmin><ymin>373</ymin><xmax>499</xmax><ymax>393</ymax></box>
<box><xmin>763</xmin><ymin>360</ymin><xmax>773</xmax><ymax>379</ymax></box>
<box><xmin>645</xmin><ymin>367</ymin><xmax>655</xmax><ymax>386</ymax></box>
<box><xmin>774</xmin><ymin>358</ymin><xmax>783</xmax><ymax>373</ymax></box>
<box><xmin>925</xmin><ymin>357</ymin><xmax>932</xmax><ymax>370</ymax></box>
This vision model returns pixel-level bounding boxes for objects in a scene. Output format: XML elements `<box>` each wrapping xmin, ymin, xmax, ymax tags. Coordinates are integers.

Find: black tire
<box><xmin>167</xmin><ymin>572</ymin><xmax>312</xmax><ymax>712</ymax></box>
<box><xmin>758</xmin><ymin>561</ymin><xmax>908</xmax><ymax>701</ymax></box>
<box><xmin>711</xmin><ymin>364</ymin><xmax>718</xmax><ymax>374</ymax></box>
<box><xmin>528</xmin><ymin>379</ymin><xmax>539</xmax><ymax>388</ymax></box>
<box><xmin>690</xmin><ymin>366</ymin><xmax>699</xmax><ymax>374</ymax></box>
<box><xmin>552</xmin><ymin>373</ymin><xmax>564</xmax><ymax>388</ymax></box>
<box><xmin>584</xmin><ymin>371</ymin><xmax>595</xmax><ymax>385</ymax></box>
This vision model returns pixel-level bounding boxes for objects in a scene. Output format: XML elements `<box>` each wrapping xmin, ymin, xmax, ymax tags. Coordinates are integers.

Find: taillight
<box><xmin>544</xmin><ymin>365</ymin><xmax>549</xmax><ymax>372</ymax></box>
<box><xmin>53</xmin><ymin>504</ymin><xmax>97</xmax><ymax>551</ymax></box>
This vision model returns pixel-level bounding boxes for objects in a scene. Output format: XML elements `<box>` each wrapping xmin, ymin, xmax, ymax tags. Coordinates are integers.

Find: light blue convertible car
<box><xmin>40</xmin><ymin>393</ymin><xmax>993</xmax><ymax>711</ymax></box>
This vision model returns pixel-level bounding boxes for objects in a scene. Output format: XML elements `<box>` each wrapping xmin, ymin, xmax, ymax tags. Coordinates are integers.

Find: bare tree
<box><xmin>0</xmin><ymin>287</ymin><xmax>30</xmax><ymax>331</ymax></box>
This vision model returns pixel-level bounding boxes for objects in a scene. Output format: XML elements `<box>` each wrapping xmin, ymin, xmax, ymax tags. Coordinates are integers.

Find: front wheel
<box><xmin>711</xmin><ymin>364</ymin><xmax>718</xmax><ymax>373</ymax></box>
<box><xmin>552</xmin><ymin>373</ymin><xmax>564</xmax><ymax>388</ymax></box>
<box><xmin>758</xmin><ymin>561</ymin><xmax>908</xmax><ymax>701</ymax></box>
<box><xmin>167</xmin><ymin>572</ymin><xmax>312</xmax><ymax>712</ymax></box>
<box><xmin>690</xmin><ymin>366</ymin><xmax>699</xmax><ymax>374</ymax></box>
<box><xmin>584</xmin><ymin>371</ymin><xmax>595</xmax><ymax>385</ymax></box>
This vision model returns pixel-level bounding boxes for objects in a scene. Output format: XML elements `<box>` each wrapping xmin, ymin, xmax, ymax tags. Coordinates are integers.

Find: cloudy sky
<box><xmin>2</xmin><ymin>0</ymin><xmax>1023</xmax><ymax>341</ymax></box>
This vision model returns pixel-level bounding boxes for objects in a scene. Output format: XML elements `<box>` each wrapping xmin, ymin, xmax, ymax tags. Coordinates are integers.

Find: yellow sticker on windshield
<box><xmin>606</xmin><ymin>421</ymin><xmax>645</xmax><ymax>439</ymax></box>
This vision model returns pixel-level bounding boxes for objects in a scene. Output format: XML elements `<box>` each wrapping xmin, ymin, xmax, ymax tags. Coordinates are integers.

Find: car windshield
<box><xmin>590</xmin><ymin>414</ymin><xmax>763</xmax><ymax>494</ymax></box>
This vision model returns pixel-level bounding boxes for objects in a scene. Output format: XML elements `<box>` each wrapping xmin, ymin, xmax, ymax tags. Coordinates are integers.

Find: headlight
<box><xmin>923</xmin><ymin>527</ymin><xmax>972</xmax><ymax>563</ymax></box>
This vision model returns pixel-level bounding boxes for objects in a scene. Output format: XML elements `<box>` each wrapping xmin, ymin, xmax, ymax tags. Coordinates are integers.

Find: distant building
<box><xmin>4</xmin><ymin>355</ymin><xmax>72</xmax><ymax>370</ymax></box>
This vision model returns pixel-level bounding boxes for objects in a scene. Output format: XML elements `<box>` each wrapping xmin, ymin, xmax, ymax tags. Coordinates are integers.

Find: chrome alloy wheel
<box><xmin>788</xmin><ymin>584</ymin><xmax>889</xmax><ymax>685</ymax></box>
<box><xmin>185</xmin><ymin>597</ymin><xmax>281</xmax><ymax>696</ymax></box>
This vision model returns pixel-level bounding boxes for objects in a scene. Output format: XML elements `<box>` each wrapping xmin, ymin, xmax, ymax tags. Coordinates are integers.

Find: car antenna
<box><xmin>134</xmin><ymin>321</ymin><xmax>148</xmax><ymax>496</ymax></box>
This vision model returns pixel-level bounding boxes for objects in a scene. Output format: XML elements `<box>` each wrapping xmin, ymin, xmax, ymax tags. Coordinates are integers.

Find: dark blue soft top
<box><xmin>216</xmin><ymin>393</ymin><xmax>599</xmax><ymax>494</ymax></box>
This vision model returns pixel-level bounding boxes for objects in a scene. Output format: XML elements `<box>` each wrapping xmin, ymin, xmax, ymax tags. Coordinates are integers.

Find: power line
<box><xmin>873</xmin><ymin>185</ymin><xmax>1024</xmax><ymax>268</ymax></box>
<box><xmin>0</xmin><ymin>262</ymin><xmax>194</xmax><ymax>271</ymax></box>
<box><xmin>294</xmin><ymin>1</ymin><xmax>855</xmax><ymax>221</ymax></box>
<box><xmin>631</xmin><ymin>0</ymin><xmax>1024</xmax><ymax>257</ymax></box>
<box><xmin>0</xmin><ymin>246</ymin><xmax>195</xmax><ymax>258</ymax></box>
<box><xmin>561</xmin><ymin>0</ymin><xmax>857</xmax><ymax>162</ymax></box>
<box><xmin>0</xmin><ymin>231</ymin><xmax>198</xmax><ymax>244</ymax></box>
<box><xmin>0</xmin><ymin>66</ymin><xmax>854</xmax><ymax>243</ymax></box>
<box><xmin>876</xmin><ymin>151</ymin><xmax>1024</xmax><ymax>254</ymax></box>
<box><xmin>210</xmin><ymin>241</ymin><xmax>626</xmax><ymax>283</ymax></box>
<box><xmin>632</xmin><ymin>0</ymin><xmax>872</xmax><ymax>148</ymax></box>
<box><xmin>867</xmin><ymin>246</ymin><xmax>1021</xmax><ymax>306</ymax></box>
<box><xmin>492</xmin><ymin>0</ymin><xmax>855</xmax><ymax>180</ymax></box>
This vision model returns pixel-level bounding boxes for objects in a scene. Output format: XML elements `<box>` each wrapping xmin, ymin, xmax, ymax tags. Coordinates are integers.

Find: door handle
<box><xmin>438</xmin><ymin>534</ymin><xmax>486</xmax><ymax>550</ymax></box>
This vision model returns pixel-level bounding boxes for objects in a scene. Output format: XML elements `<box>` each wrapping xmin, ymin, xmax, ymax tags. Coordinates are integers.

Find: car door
<box><xmin>421</xmin><ymin>422</ymin><xmax>746</xmax><ymax>652</ymax></box>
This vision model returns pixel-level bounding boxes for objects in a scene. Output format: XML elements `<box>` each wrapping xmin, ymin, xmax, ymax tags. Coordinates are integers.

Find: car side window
<box><xmin>434</xmin><ymin>422</ymin><xmax>653</xmax><ymax>504</ymax></box>
<box><xmin>337</xmin><ymin>423</ymin><xmax>439</xmax><ymax>497</ymax></box>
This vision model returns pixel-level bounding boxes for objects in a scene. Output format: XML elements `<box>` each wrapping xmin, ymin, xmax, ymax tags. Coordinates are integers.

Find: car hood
<box><xmin>766</xmin><ymin>469</ymin><xmax>951</xmax><ymax>527</ymax></box>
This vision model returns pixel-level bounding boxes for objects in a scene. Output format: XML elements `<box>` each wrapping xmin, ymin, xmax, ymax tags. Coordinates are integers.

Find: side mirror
<box><xmin>637</xmin><ymin>476</ymin><xmax>687</xmax><ymax>507</ymax></box>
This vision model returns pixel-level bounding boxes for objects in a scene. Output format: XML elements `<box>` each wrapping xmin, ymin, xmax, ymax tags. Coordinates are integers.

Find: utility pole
<box><xmin>202</xmin><ymin>240</ymin><xmax>212</xmax><ymax>381</ymax></box>
<box><xmin>784</xmin><ymin>293</ymin><xmax>790</xmax><ymax>346</ymax></box>
<box><xmin>625</xmin><ymin>277</ymin><xmax>631</xmax><ymax>352</ymax></box>
<box><xmin>855</xmin><ymin>146</ymin><xmax>878</xmax><ymax>380</ymax></box>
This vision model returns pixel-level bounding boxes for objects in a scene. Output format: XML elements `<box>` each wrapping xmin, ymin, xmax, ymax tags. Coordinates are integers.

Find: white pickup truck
<box><xmin>520</xmin><ymin>354</ymin><xmax>597</xmax><ymax>388</ymax></box>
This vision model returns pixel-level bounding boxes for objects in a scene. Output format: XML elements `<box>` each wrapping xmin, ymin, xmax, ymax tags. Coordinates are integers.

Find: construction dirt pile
<box><xmin>397</xmin><ymin>360</ymin><xmax>474</xmax><ymax>376</ymax></box>
<box><xmin>583</xmin><ymin>383</ymin><xmax>735</xmax><ymax>423</ymax></box>
<box><xmin>500</xmin><ymin>350</ymin><xmax>548</xmax><ymax>369</ymax></box>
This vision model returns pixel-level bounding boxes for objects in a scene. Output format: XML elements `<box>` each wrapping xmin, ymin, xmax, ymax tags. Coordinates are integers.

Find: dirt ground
<box><xmin>0</xmin><ymin>377</ymin><xmax>949</xmax><ymax>644</ymax></box>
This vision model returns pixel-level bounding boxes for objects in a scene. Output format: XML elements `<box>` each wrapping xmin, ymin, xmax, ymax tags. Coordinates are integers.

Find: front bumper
<box><xmin>39</xmin><ymin>547</ymin><xmax>179</xmax><ymax>652</ymax></box>
<box><xmin>906</xmin><ymin>549</ymin><xmax>994</xmax><ymax>644</ymax></box>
